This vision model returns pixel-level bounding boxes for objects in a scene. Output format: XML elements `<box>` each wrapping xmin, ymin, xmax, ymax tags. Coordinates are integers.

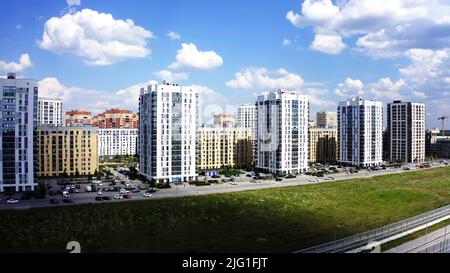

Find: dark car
<box><xmin>132</xmin><ymin>188</ymin><xmax>141</xmax><ymax>193</ymax></box>
<box><xmin>75</xmin><ymin>185</ymin><xmax>81</xmax><ymax>189</ymax></box>
<box><xmin>102</xmin><ymin>196</ymin><xmax>111</xmax><ymax>201</ymax></box>
<box><xmin>95</xmin><ymin>196</ymin><xmax>103</xmax><ymax>201</ymax></box>
<box><xmin>212</xmin><ymin>175</ymin><xmax>221</xmax><ymax>179</ymax></box>
<box><xmin>50</xmin><ymin>198</ymin><xmax>59</xmax><ymax>204</ymax></box>
<box><xmin>275</xmin><ymin>177</ymin><xmax>283</xmax><ymax>182</ymax></box>
<box><xmin>63</xmin><ymin>198</ymin><xmax>73</xmax><ymax>203</ymax></box>
<box><xmin>246</xmin><ymin>174</ymin><xmax>252</xmax><ymax>177</ymax></box>
<box><xmin>122</xmin><ymin>194</ymin><xmax>131</xmax><ymax>199</ymax></box>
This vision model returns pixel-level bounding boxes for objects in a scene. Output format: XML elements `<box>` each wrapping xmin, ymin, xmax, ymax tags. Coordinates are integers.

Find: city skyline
<box><xmin>1</xmin><ymin>0</ymin><xmax>449</xmax><ymax>128</ymax></box>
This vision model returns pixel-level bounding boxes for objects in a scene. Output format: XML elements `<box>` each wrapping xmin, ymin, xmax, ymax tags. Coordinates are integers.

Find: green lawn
<box><xmin>1</xmin><ymin>167</ymin><xmax>449</xmax><ymax>253</ymax></box>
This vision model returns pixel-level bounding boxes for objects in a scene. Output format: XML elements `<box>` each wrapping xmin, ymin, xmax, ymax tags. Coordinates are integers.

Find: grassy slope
<box><xmin>1</xmin><ymin>167</ymin><xmax>449</xmax><ymax>253</ymax></box>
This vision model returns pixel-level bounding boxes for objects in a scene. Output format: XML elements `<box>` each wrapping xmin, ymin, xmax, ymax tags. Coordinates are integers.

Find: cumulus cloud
<box><xmin>310</xmin><ymin>33</ymin><xmax>346</xmax><ymax>54</ymax></box>
<box><xmin>0</xmin><ymin>54</ymin><xmax>32</xmax><ymax>72</ymax></box>
<box><xmin>166</xmin><ymin>31</ymin><xmax>181</xmax><ymax>40</ymax></box>
<box><xmin>226</xmin><ymin>67</ymin><xmax>304</xmax><ymax>90</ymax></box>
<box><xmin>38</xmin><ymin>9</ymin><xmax>154</xmax><ymax>66</ymax></box>
<box><xmin>286</xmin><ymin>0</ymin><xmax>450</xmax><ymax>57</ymax></box>
<box><xmin>282</xmin><ymin>38</ymin><xmax>292</xmax><ymax>46</ymax></box>
<box><xmin>169</xmin><ymin>43</ymin><xmax>223</xmax><ymax>70</ymax></box>
<box><xmin>154</xmin><ymin>70</ymin><xmax>188</xmax><ymax>82</ymax></box>
<box><xmin>66</xmin><ymin>0</ymin><xmax>81</xmax><ymax>6</ymax></box>
<box><xmin>334</xmin><ymin>77</ymin><xmax>364</xmax><ymax>97</ymax></box>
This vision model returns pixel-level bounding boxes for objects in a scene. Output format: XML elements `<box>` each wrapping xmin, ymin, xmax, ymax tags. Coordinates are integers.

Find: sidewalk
<box><xmin>385</xmin><ymin>224</ymin><xmax>450</xmax><ymax>253</ymax></box>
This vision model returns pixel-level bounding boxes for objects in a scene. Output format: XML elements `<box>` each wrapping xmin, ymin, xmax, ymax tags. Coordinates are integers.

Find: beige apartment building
<box><xmin>309</xmin><ymin>127</ymin><xmax>338</xmax><ymax>163</ymax></box>
<box><xmin>37</xmin><ymin>126</ymin><xmax>99</xmax><ymax>177</ymax></box>
<box><xmin>197</xmin><ymin>126</ymin><xmax>252</xmax><ymax>170</ymax></box>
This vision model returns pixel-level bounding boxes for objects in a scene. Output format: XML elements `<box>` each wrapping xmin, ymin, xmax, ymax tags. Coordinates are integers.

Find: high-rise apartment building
<box><xmin>256</xmin><ymin>90</ymin><xmax>309</xmax><ymax>174</ymax></box>
<box><xmin>65</xmin><ymin>110</ymin><xmax>92</xmax><ymax>126</ymax></box>
<box><xmin>213</xmin><ymin>113</ymin><xmax>235</xmax><ymax>127</ymax></box>
<box><xmin>0</xmin><ymin>73</ymin><xmax>38</xmax><ymax>192</ymax></box>
<box><xmin>387</xmin><ymin>101</ymin><xmax>425</xmax><ymax>163</ymax></box>
<box><xmin>309</xmin><ymin>127</ymin><xmax>338</xmax><ymax>163</ymax></box>
<box><xmin>38</xmin><ymin>97</ymin><xmax>63</xmax><ymax>126</ymax></box>
<box><xmin>36</xmin><ymin>126</ymin><xmax>98</xmax><ymax>177</ymax></box>
<box><xmin>139</xmin><ymin>81</ymin><xmax>198</xmax><ymax>183</ymax></box>
<box><xmin>338</xmin><ymin>97</ymin><xmax>383</xmax><ymax>167</ymax></box>
<box><xmin>316</xmin><ymin>110</ymin><xmax>337</xmax><ymax>127</ymax></box>
<box><xmin>99</xmin><ymin>128</ymin><xmax>138</xmax><ymax>156</ymax></box>
<box><xmin>197</xmin><ymin>126</ymin><xmax>252</xmax><ymax>170</ymax></box>
<box><xmin>236</xmin><ymin>104</ymin><xmax>257</xmax><ymax>161</ymax></box>
<box><xmin>92</xmin><ymin>108</ymin><xmax>139</xmax><ymax>129</ymax></box>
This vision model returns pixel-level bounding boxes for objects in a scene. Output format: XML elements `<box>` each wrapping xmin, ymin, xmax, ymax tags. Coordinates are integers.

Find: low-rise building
<box><xmin>37</xmin><ymin>126</ymin><xmax>99</xmax><ymax>177</ymax></box>
<box><xmin>65</xmin><ymin>110</ymin><xmax>92</xmax><ymax>126</ymax></box>
<box><xmin>197</xmin><ymin>126</ymin><xmax>253</xmax><ymax>170</ymax></box>
<box><xmin>309</xmin><ymin>127</ymin><xmax>338</xmax><ymax>163</ymax></box>
<box><xmin>426</xmin><ymin>128</ymin><xmax>450</xmax><ymax>159</ymax></box>
<box><xmin>92</xmin><ymin>108</ymin><xmax>139</xmax><ymax>129</ymax></box>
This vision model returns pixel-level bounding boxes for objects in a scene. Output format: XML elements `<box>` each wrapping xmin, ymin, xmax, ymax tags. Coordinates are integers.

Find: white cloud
<box><xmin>39</xmin><ymin>9</ymin><xmax>154</xmax><ymax>66</ymax></box>
<box><xmin>154</xmin><ymin>70</ymin><xmax>188</xmax><ymax>82</ymax></box>
<box><xmin>39</xmin><ymin>77</ymin><xmax>156</xmax><ymax>113</ymax></box>
<box><xmin>166</xmin><ymin>31</ymin><xmax>181</xmax><ymax>40</ymax></box>
<box><xmin>66</xmin><ymin>0</ymin><xmax>81</xmax><ymax>5</ymax></box>
<box><xmin>413</xmin><ymin>91</ymin><xmax>428</xmax><ymax>99</ymax></box>
<box><xmin>282</xmin><ymin>38</ymin><xmax>292</xmax><ymax>46</ymax></box>
<box><xmin>334</xmin><ymin>77</ymin><xmax>364</xmax><ymax>97</ymax></box>
<box><xmin>286</xmin><ymin>0</ymin><xmax>450</xmax><ymax>57</ymax></box>
<box><xmin>310</xmin><ymin>33</ymin><xmax>346</xmax><ymax>54</ymax></box>
<box><xmin>368</xmin><ymin>77</ymin><xmax>406</xmax><ymax>100</ymax></box>
<box><xmin>169</xmin><ymin>43</ymin><xmax>223</xmax><ymax>70</ymax></box>
<box><xmin>0</xmin><ymin>54</ymin><xmax>32</xmax><ymax>72</ymax></box>
<box><xmin>226</xmin><ymin>67</ymin><xmax>304</xmax><ymax>90</ymax></box>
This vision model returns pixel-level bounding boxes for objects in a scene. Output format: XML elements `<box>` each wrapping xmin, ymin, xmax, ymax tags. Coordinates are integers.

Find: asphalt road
<box><xmin>0</xmin><ymin>162</ymin><xmax>448</xmax><ymax>210</ymax></box>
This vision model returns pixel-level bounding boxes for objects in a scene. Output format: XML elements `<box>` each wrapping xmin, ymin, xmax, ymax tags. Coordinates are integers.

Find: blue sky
<box><xmin>1</xmin><ymin>0</ymin><xmax>450</xmax><ymax>127</ymax></box>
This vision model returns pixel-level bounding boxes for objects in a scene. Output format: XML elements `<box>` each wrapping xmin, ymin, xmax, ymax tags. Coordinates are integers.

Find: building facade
<box><xmin>426</xmin><ymin>128</ymin><xmax>450</xmax><ymax>159</ymax></box>
<box><xmin>213</xmin><ymin>113</ymin><xmax>235</xmax><ymax>127</ymax></box>
<box><xmin>99</xmin><ymin>128</ymin><xmax>138</xmax><ymax>156</ymax></box>
<box><xmin>38</xmin><ymin>97</ymin><xmax>63</xmax><ymax>126</ymax></box>
<box><xmin>387</xmin><ymin>101</ymin><xmax>425</xmax><ymax>163</ymax></box>
<box><xmin>256</xmin><ymin>90</ymin><xmax>309</xmax><ymax>174</ymax></box>
<box><xmin>36</xmin><ymin>126</ymin><xmax>98</xmax><ymax>177</ymax></box>
<box><xmin>65</xmin><ymin>110</ymin><xmax>92</xmax><ymax>126</ymax></box>
<box><xmin>236</xmin><ymin>104</ymin><xmax>257</xmax><ymax>161</ymax></box>
<box><xmin>316</xmin><ymin>111</ymin><xmax>337</xmax><ymax>127</ymax></box>
<box><xmin>338</xmin><ymin>97</ymin><xmax>383</xmax><ymax>167</ymax></box>
<box><xmin>0</xmin><ymin>73</ymin><xmax>38</xmax><ymax>192</ymax></box>
<box><xmin>309</xmin><ymin>127</ymin><xmax>338</xmax><ymax>163</ymax></box>
<box><xmin>139</xmin><ymin>81</ymin><xmax>198</xmax><ymax>183</ymax></box>
<box><xmin>197</xmin><ymin>126</ymin><xmax>252</xmax><ymax>170</ymax></box>
<box><xmin>92</xmin><ymin>108</ymin><xmax>139</xmax><ymax>129</ymax></box>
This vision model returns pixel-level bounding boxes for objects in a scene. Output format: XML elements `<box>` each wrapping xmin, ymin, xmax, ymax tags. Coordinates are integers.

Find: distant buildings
<box><xmin>65</xmin><ymin>110</ymin><xmax>92</xmax><ymax>126</ymax></box>
<box><xmin>98</xmin><ymin>128</ymin><xmax>138</xmax><ymax>156</ymax></box>
<box><xmin>256</xmin><ymin>90</ymin><xmax>309</xmax><ymax>174</ymax></box>
<box><xmin>236</xmin><ymin>103</ymin><xmax>257</xmax><ymax>162</ymax></box>
<box><xmin>387</xmin><ymin>101</ymin><xmax>425</xmax><ymax>163</ymax></box>
<box><xmin>338</xmin><ymin>97</ymin><xmax>383</xmax><ymax>167</ymax></box>
<box><xmin>426</xmin><ymin>128</ymin><xmax>450</xmax><ymax>159</ymax></box>
<box><xmin>38</xmin><ymin>97</ymin><xmax>63</xmax><ymax>126</ymax></box>
<box><xmin>139</xmin><ymin>81</ymin><xmax>198</xmax><ymax>183</ymax></box>
<box><xmin>213</xmin><ymin>113</ymin><xmax>235</xmax><ymax>127</ymax></box>
<box><xmin>316</xmin><ymin>110</ymin><xmax>337</xmax><ymax>127</ymax></box>
<box><xmin>309</xmin><ymin>127</ymin><xmax>338</xmax><ymax>163</ymax></box>
<box><xmin>92</xmin><ymin>108</ymin><xmax>139</xmax><ymax>129</ymax></box>
<box><xmin>36</xmin><ymin>126</ymin><xmax>98</xmax><ymax>177</ymax></box>
<box><xmin>0</xmin><ymin>73</ymin><xmax>38</xmax><ymax>192</ymax></box>
<box><xmin>197</xmin><ymin>126</ymin><xmax>252</xmax><ymax>170</ymax></box>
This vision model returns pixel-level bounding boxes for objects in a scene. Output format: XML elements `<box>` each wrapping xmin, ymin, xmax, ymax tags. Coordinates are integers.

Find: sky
<box><xmin>1</xmin><ymin>0</ymin><xmax>450</xmax><ymax>127</ymax></box>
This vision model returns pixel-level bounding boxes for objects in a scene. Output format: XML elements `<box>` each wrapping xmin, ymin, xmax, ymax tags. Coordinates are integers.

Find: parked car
<box><xmin>122</xmin><ymin>194</ymin><xmax>131</xmax><ymax>199</ymax></box>
<box><xmin>120</xmin><ymin>189</ymin><xmax>130</xmax><ymax>194</ymax></box>
<box><xmin>95</xmin><ymin>196</ymin><xmax>103</xmax><ymax>201</ymax></box>
<box><xmin>308</xmin><ymin>178</ymin><xmax>319</xmax><ymax>182</ymax></box>
<box><xmin>113</xmin><ymin>194</ymin><xmax>123</xmax><ymax>200</ymax></box>
<box><xmin>324</xmin><ymin>177</ymin><xmax>334</xmax><ymax>181</ymax></box>
<box><xmin>6</xmin><ymin>198</ymin><xmax>19</xmax><ymax>204</ymax></box>
<box><xmin>246</xmin><ymin>174</ymin><xmax>252</xmax><ymax>177</ymax></box>
<box><xmin>97</xmin><ymin>191</ymin><xmax>103</xmax><ymax>195</ymax></box>
<box><xmin>62</xmin><ymin>191</ymin><xmax>70</xmax><ymax>197</ymax></box>
<box><xmin>229</xmin><ymin>182</ymin><xmax>238</xmax><ymax>185</ymax></box>
<box><xmin>50</xmin><ymin>198</ymin><xmax>59</xmax><ymax>204</ymax></box>
<box><xmin>63</xmin><ymin>198</ymin><xmax>73</xmax><ymax>203</ymax></box>
<box><xmin>132</xmin><ymin>188</ymin><xmax>141</xmax><ymax>193</ymax></box>
<box><xmin>143</xmin><ymin>192</ymin><xmax>152</xmax><ymax>197</ymax></box>
<box><xmin>102</xmin><ymin>196</ymin><xmax>111</xmax><ymax>201</ymax></box>
<box><xmin>275</xmin><ymin>177</ymin><xmax>283</xmax><ymax>182</ymax></box>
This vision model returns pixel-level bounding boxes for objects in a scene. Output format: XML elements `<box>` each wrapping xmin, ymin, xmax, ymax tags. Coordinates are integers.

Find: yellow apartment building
<box><xmin>309</xmin><ymin>127</ymin><xmax>338</xmax><ymax>163</ymax></box>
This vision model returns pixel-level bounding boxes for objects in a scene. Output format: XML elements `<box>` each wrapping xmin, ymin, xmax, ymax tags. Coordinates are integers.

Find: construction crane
<box><xmin>438</xmin><ymin>116</ymin><xmax>450</xmax><ymax>137</ymax></box>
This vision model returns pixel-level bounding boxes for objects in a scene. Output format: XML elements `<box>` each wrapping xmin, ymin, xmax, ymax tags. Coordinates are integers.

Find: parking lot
<box><xmin>0</xmin><ymin>160</ymin><xmax>448</xmax><ymax>210</ymax></box>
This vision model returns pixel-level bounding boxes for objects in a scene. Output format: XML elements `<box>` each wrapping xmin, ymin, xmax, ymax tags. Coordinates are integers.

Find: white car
<box><xmin>63</xmin><ymin>191</ymin><xmax>70</xmax><ymax>197</ymax></box>
<box><xmin>229</xmin><ymin>182</ymin><xmax>238</xmax><ymax>185</ymax></box>
<box><xmin>143</xmin><ymin>192</ymin><xmax>152</xmax><ymax>197</ymax></box>
<box><xmin>6</xmin><ymin>199</ymin><xmax>19</xmax><ymax>204</ymax></box>
<box><xmin>308</xmin><ymin>179</ymin><xmax>319</xmax><ymax>182</ymax></box>
<box><xmin>324</xmin><ymin>177</ymin><xmax>334</xmax><ymax>181</ymax></box>
<box><xmin>97</xmin><ymin>191</ymin><xmax>103</xmax><ymax>195</ymax></box>
<box><xmin>113</xmin><ymin>194</ymin><xmax>123</xmax><ymax>200</ymax></box>
<box><xmin>120</xmin><ymin>189</ymin><xmax>130</xmax><ymax>194</ymax></box>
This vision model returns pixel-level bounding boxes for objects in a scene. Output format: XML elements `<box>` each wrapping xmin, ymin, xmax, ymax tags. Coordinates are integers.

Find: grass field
<box><xmin>1</xmin><ymin>167</ymin><xmax>449</xmax><ymax>253</ymax></box>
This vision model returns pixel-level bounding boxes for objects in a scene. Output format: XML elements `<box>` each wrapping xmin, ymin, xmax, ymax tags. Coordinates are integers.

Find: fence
<box><xmin>296</xmin><ymin>204</ymin><xmax>450</xmax><ymax>253</ymax></box>
<box><xmin>419</xmin><ymin>239</ymin><xmax>450</xmax><ymax>253</ymax></box>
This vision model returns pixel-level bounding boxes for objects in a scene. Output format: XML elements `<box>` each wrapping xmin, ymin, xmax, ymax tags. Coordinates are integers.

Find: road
<box><xmin>0</xmin><ymin>162</ymin><xmax>448</xmax><ymax>210</ymax></box>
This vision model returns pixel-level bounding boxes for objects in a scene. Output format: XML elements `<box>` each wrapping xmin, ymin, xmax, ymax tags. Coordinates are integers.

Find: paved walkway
<box><xmin>385</xmin><ymin>224</ymin><xmax>450</xmax><ymax>253</ymax></box>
